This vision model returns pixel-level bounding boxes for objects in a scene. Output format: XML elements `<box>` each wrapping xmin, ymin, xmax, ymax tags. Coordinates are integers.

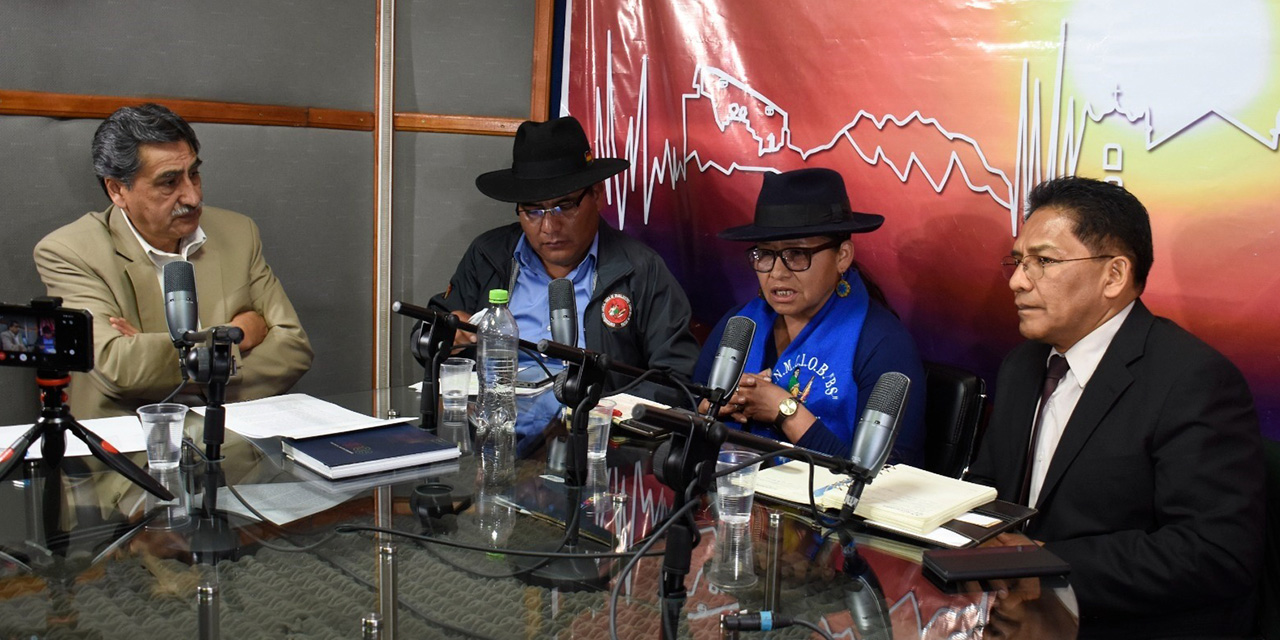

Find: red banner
<box><xmin>561</xmin><ymin>0</ymin><xmax>1280</xmax><ymax>438</ymax></box>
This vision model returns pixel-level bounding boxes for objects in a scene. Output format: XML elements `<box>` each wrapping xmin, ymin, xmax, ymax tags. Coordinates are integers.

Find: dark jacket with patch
<box><xmin>429</xmin><ymin>222</ymin><xmax>700</xmax><ymax>405</ymax></box>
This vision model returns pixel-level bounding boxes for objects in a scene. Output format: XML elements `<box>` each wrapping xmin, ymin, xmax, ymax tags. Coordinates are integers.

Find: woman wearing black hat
<box><xmin>693</xmin><ymin>168</ymin><xmax>926</xmax><ymax>462</ymax></box>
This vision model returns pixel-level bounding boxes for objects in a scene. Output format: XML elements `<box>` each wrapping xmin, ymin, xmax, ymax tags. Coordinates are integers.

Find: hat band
<box><xmin>754</xmin><ymin>202</ymin><xmax>851</xmax><ymax>228</ymax></box>
<box><xmin>511</xmin><ymin>155</ymin><xmax>591</xmax><ymax>181</ymax></box>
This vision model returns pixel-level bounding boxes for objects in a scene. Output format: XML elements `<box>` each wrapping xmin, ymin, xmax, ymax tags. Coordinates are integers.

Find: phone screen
<box><xmin>0</xmin><ymin>303</ymin><xmax>94</xmax><ymax>372</ymax></box>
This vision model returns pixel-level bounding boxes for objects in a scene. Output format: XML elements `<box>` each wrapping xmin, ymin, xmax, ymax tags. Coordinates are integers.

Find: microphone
<box><xmin>841</xmin><ymin>372</ymin><xmax>911</xmax><ymax>519</ymax></box>
<box><xmin>705</xmin><ymin>316</ymin><xmax>755</xmax><ymax>411</ymax></box>
<box><xmin>548</xmin><ymin>278</ymin><xmax>577</xmax><ymax>348</ymax></box>
<box><xmin>163</xmin><ymin>261</ymin><xmax>199</xmax><ymax>347</ymax></box>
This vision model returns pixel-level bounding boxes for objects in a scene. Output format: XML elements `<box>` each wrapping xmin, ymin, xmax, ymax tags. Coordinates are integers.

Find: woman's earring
<box><xmin>836</xmin><ymin>277</ymin><xmax>851</xmax><ymax>298</ymax></box>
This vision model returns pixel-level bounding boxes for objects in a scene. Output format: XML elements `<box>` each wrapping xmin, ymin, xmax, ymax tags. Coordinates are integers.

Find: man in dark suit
<box><xmin>968</xmin><ymin>176</ymin><xmax>1265</xmax><ymax>638</ymax></box>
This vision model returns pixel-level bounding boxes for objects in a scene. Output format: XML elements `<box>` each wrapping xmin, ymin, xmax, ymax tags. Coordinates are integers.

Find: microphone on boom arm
<box><xmin>703</xmin><ymin>316</ymin><xmax>755</xmax><ymax>417</ymax></box>
<box><xmin>163</xmin><ymin>260</ymin><xmax>199</xmax><ymax>348</ymax></box>
<box><xmin>839</xmin><ymin>371</ymin><xmax>910</xmax><ymax>521</ymax></box>
<box><xmin>548</xmin><ymin>278</ymin><xmax>577</xmax><ymax>348</ymax></box>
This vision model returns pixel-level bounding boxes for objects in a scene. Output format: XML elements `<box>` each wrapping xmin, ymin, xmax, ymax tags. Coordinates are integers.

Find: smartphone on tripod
<box><xmin>0</xmin><ymin>300</ymin><xmax>93</xmax><ymax>372</ymax></box>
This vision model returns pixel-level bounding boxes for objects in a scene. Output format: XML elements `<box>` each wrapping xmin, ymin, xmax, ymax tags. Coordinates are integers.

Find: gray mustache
<box><xmin>171</xmin><ymin>202</ymin><xmax>203</xmax><ymax>217</ymax></box>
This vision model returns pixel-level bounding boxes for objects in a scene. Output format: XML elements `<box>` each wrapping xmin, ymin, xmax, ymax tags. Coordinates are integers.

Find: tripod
<box><xmin>0</xmin><ymin>370</ymin><xmax>172</xmax><ymax>501</ymax></box>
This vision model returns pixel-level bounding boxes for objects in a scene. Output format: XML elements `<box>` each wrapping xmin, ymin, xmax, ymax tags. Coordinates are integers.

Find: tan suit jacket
<box><xmin>34</xmin><ymin>205</ymin><xmax>313</xmax><ymax>418</ymax></box>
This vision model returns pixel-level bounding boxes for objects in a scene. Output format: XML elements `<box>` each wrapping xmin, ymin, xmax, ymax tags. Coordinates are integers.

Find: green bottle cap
<box><xmin>488</xmin><ymin>289</ymin><xmax>510</xmax><ymax>305</ymax></box>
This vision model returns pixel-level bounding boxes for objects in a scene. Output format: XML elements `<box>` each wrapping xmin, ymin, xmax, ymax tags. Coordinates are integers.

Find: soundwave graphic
<box><xmin>583</xmin><ymin>23</ymin><xmax>1280</xmax><ymax>235</ymax></box>
<box><xmin>1015</xmin><ymin>22</ymin><xmax>1280</xmax><ymax>234</ymax></box>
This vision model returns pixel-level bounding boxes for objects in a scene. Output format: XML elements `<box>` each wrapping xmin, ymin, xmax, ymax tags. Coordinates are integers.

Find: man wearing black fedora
<box><xmin>429</xmin><ymin>116</ymin><xmax>699</xmax><ymax>406</ymax></box>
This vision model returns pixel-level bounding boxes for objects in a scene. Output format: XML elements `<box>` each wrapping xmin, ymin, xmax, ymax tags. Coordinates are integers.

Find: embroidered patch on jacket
<box><xmin>601</xmin><ymin>294</ymin><xmax>632</xmax><ymax>328</ymax></box>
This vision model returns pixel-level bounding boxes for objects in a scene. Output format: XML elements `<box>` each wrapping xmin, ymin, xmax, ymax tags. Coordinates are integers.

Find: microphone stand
<box><xmin>187</xmin><ymin>453</ymin><xmax>239</xmax><ymax>566</ymax></box>
<box><xmin>185</xmin><ymin>451</ymin><xmax>237</xmax><ymax>640</ymax></box>
<box><xmin>631</xmin><ymin>406</ymin><xmax>875</xmax><ymax>640</ymax></box>
<box><xmin>394</xmin><ymin>301</ymin><xmax>616</xmax><ymax>589</ymax></box>
<box><xmin>409</xmin><ymin>314</ymin><xmax>457</xmax><ymax>431</ymax></box>
<box><xmin>637</xmin><ymin>406</ymin><xmax>728</xmax><ymax>640</ymax></box>
<box><xmin>510</xmin><ymin>346</ymin><xmax>613</xmax><ymax>590</ymax></box>
<box><xmin>180</xmin><ymin>326</ymin><xmax>241</xmax><ymax>462</ymax></box>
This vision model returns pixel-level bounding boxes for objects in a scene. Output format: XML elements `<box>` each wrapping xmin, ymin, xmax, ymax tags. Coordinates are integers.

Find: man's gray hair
<box><xmin>92</xmin><ymin>103</ymin><xmax>200</xmax><ymax>196</ymax></box>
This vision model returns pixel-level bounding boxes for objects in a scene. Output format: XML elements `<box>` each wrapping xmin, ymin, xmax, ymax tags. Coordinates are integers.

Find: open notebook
<box><xmin>754</xmin><ymin>461</ymin><xmax>1030</xmax><ymax>547</ymax></box>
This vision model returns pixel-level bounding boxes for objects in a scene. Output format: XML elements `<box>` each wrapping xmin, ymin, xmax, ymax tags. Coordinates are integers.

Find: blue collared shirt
<box><xmin>509</xmin><ymin>233</ymin><xmax>598</xmax><ymax>363</ymax></box>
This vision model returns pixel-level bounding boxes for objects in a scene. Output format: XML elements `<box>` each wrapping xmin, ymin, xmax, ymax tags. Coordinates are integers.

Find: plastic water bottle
<box><xmin>476</xmin><ymin>289</ymin><xmax>518</xmax><ymax>478</ymax></box>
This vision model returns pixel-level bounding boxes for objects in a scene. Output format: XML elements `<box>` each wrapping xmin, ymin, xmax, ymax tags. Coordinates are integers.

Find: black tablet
<box><xmin>923</xmin><ymin>545</ymin><xmax>1071</xmax><ymax>584</ymax></box>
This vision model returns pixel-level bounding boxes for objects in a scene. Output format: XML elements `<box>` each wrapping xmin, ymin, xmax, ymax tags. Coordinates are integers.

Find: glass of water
<box><xmin>710</xmin><ymin>448</ymin><xmax>762</xmax><ymax>590</ymax></box>
<box><xmin>586</xmin><ymin>399</ymin><xmax>616</xmax><ymax>461</ymax></box>
<box><xmin>137</xmin><ymin>403</ymin><xmax>188</xmax><ymax>469</ymax></box>
<box><xmin>439</xmin><ymin>357</ymin><xmax>475</xmax><ymax>417</ymax></box>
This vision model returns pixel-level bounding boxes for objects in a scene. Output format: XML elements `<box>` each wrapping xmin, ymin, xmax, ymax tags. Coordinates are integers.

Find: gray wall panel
<box><xmin>0</xmin><ymin>1</ymin><xmax>375</xmax><ymax>111</ymax></box>
<box><xmin>0</xmin><ymin>117</ymin><xmax>373</xmax><ymax>425</ymax></box>
<box><xmin>390</xmin><ymin>131</ymin><xmax>516</xmax><ymax>387</ymax></box>
<box><xmin>196</xmin><ymin>123</ymin><xmax>375</xmax><ymax>397</ymax></box>
<box><xmin>395</xmin><ymin>0</ymin><xmax>535</xmax><ymax>117</ymax></box>
<box><xmin>0</xmin><ymin>117</ymin><xmax>101</xmax><ymax>426</ymax></box>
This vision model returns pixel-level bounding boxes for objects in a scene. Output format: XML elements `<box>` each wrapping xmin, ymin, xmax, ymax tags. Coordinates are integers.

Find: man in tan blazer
<box><xmin>34</xmin><ymin>103</ymin><xmax>313</xmax><ymax>418</ymax></box>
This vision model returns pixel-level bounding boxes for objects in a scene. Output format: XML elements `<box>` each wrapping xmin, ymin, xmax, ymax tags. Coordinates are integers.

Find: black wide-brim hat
<box><xmin>718</xmin><ymin>168</ymin><xmax>884</xmax><ymax>241</ymax></box>
<box><xmin>475</xmin><ymin>116</ymin><xmax>630</xmax><ymax>203</ymax></box>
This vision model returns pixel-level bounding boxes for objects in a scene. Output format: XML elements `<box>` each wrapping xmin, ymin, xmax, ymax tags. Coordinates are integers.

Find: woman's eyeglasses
<box><xmin>747</xmin><ymin>240</ymin><xmax>842</xmax><ymax>273</ymax></box>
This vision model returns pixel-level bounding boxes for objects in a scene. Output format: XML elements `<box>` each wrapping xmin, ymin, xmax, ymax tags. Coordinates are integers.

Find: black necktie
<box><xmin>1019</xmin><ymin>354</ymin><xmax>1070</xmax><ymax>506</ymax></box>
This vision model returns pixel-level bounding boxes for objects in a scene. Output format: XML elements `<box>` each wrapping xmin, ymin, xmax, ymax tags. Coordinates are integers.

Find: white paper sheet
<box><xmin>0</xmin><ymin>414</ymin><xmax>148</xmax><ymax>460</ymax></box>
<box><xmin>191</xmin><ymin>393</ymin><xmax>412</xmax><ymax>440</ymax></box>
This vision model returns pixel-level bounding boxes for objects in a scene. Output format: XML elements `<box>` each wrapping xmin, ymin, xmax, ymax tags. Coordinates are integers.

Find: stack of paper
<box><xmin>194</xmin><ymin>393</ymin><xmax>413</xmax><ymax>440</ymax></box>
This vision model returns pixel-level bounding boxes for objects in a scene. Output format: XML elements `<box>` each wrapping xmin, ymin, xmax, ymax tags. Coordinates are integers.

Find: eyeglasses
<box><xmin>747</xmin><ymin>240</ymin><xmax>843</xmax><ymax>273</ymax></box>
<box><xmin>516</xmin><ymin>189</ymin><xmax>590</xmax><ymax>221</ymax></box>
<box><xmin>1000</xmin><ymin>254</ymin><xmax>1115</xmax><ymax>280</ymax></box>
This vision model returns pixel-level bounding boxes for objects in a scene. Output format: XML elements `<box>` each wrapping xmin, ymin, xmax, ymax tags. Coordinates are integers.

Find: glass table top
<box><xmin>0</xmin><ymin>386</ymin><xmax>1077</xmax><ymax>639</ymax></box>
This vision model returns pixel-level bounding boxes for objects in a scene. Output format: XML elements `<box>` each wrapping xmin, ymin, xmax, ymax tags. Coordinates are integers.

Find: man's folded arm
<box><xmin>228</xmin><ymin>221</ymin><xmax>313</xmax><ymax>399</ymax></box>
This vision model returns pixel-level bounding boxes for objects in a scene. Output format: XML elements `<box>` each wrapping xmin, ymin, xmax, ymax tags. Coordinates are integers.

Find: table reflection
<box><xmin>0</xmin><ymin>387</ymin><xmax>1078</xmax><ymax>639</ymax></box>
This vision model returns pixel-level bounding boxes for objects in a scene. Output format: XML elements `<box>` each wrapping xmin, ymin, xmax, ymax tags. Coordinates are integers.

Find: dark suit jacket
<box><xmin>968</xmin><ymin>300</ymin><xmax>1265</xmax><ymax>638</ymax></box>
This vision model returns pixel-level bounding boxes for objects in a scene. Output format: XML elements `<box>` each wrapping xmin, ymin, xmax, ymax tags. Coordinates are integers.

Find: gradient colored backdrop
<box><xmin>559</xmin><ymin>0</ymin><xmax>1280</xmax><ymax>440</ymax></box>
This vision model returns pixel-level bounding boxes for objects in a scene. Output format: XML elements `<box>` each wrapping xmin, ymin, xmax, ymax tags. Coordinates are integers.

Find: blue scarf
<box><xmin>736</xmin><ymin>271</ymin><xmax>870</xmax><ymax>447</ymax></box>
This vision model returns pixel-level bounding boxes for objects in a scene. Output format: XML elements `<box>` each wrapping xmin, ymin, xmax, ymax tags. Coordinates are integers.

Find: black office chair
<box><xmin>1258</xmin><ymin>438</ymin><xmax>1280</xmax><ymax>640</ymax></box>
<box><xmin>921</xmin><ymin>362</ymin><xmax>987</xmax><ymax>479</ymax></box>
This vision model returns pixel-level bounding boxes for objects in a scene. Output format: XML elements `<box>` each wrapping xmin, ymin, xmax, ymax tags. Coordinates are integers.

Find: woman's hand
<box><xmin>724</xmin><ymin>370</ymin><xmax>789</xmax><ymax>424</ymax></box>
<box><xmin>721</xmin><ymin>370</ymin><xmax>818</xmax><ymax>441</ymax></box>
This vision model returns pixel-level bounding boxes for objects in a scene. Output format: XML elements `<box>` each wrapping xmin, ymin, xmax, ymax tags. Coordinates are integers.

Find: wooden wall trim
<box><xmin>0</xmin><ymin>90</ymin><xmax>520</xmax><ymax>137</ymax></box>
<box><xmin>530</xmin><ymin>0</ymin><xmax>555</xmax><ymax>121</ymax></box>
<box><xmin>0</xmin><ymin>89</ymin><xmax>373</xmax><ymax>131</ymax></box>
<box><xmin>394</xmin><ymin>113</ymin><xmax>521</xmax><ymax>136</ymax></box>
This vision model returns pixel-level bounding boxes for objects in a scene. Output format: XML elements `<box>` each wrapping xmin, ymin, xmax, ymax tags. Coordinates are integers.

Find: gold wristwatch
<box><xmin>775</xmin><ymin>397</ymin><xmax>799</xmax><ymax>425</ymax></box>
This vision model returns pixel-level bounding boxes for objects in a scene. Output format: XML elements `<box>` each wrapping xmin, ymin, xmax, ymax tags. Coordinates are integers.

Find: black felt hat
<box><xmin>718</xmin><ymin>168</ymin><xmax>884</xmax><ymax>241</ymax></box>
<box><xmin>475</xmin><ymin>116</ymin><xmax>629</xmax><ymax>203</ymax></box>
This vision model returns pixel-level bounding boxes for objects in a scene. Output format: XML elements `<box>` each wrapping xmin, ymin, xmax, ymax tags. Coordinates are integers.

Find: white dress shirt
<box><xmin>1027</xmin><ymin>301</ymin><xmax>1135</xmax><ymax>506</ymax></box>
<box><xmin>119</xmin><ymin>207</ymin><xmax>207</xmax><ymax>293</ymax></box>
